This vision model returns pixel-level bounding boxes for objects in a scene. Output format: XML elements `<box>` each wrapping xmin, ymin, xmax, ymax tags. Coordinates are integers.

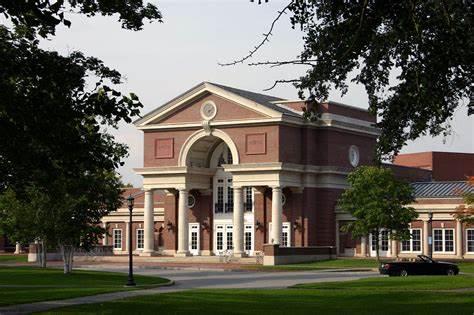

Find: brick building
<box><xmin>99</xmin><ymin>82</ymin><xmax>473</xmax><ymax>261</ymax></box>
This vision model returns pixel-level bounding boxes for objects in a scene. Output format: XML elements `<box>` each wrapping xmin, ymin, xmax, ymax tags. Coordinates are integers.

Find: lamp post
<box><xmin>428</xmin><ymin>212</ymin><xmax>433</xmax><ymax>259</ymax></box>
<box><xmin>126</xmin><ymin>195</ymin><xmax>136</xmax><ymax>287</ymax></box>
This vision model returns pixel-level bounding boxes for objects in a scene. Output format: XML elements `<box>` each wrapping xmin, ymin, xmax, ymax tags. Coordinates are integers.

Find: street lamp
<box><xmin>428</xmin><ymin>212</ymin><xmax>433</xmax><ymax>259</ymax></box>
<box><xmin>126</xmin><ymin>194</ymin><xmax>136</xmax><ymax>287</ymax></box>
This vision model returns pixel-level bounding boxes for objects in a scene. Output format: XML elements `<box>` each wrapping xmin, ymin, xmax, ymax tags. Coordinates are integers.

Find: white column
<box><xmin>125</xmin><ymin>221</ymin><xmax>130</xmax><ymax>253</ymax></box>
<box><xmin>335</xmin><ymin>220</ymin><xmax>340</xmax><ymax>256</ymax></box>
<box><xmin>176</xmin><ymin>189</ymin><xmax>190</xmax><ymax>256</ymax></box>
<box><xmin>103</xmin><ymin>222</ymin><xmax>108</xmax><ymax>246</ymax></box>
<box><xmin>391</xmin><ymin>239</ymin><xmax>398</xmax><ymax>258</ymax></box>
<box><xmin>423</xmin><ymin>220</ymin><xmax>429</xmax><ymax>256</ymax></box>
<box><xmin>456</xmin><ymin>219</ymin><xmax>463</xmax><ymax>259</ymax></box>
<box><xmin>233</xmin><ymin>187</ymin><xmax>245</xmax><ymax>257</ymax></box>
<box><xmin>361</xmin><ymin>236</ymin><xmax>367</xmax><ymax>257</ymax></box>
<box><xmin>271</xmin><ymin>186</ymin><xmax>283</xmax><ymax>245</ymax></box>
<box><xmin>14</xmin><ymin>242</ymin><xmax>21</xmax><ymax>254</ymax></box>
<box><xmin>142</xmin><ymin>189</ymin><xmax>155</xmax><ymax>255</ymax></box>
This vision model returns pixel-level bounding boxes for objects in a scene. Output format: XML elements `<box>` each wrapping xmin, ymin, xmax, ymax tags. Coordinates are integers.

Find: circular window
<box><xmin>200</xmin><ymin>101</ymin><xmax>217</xmax><ymax>120</ymax></box>
<box><xmin>187</xmin><ymin>194</ymin><xmax>196</xmax><ymax>208</ymax></box>
<box><xmin>348</xmin><ymin>145</ymin><xmax>360</xmax><ymax>167</ymax></box>
<box><xmin>281</xmin><ymin>193</ymin><xmax>286</xmax><ymax>206</ymax></box>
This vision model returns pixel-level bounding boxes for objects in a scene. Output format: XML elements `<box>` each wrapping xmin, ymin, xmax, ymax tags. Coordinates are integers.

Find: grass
<box><xmin>0</xmin><ymin>266</ymin><xmax>169</xmax><ymax>306</ymax></box>
<box><xmin>41</xmin><ymin>275</ymin><xmax>474</xmax><ymax>315</ymax></box>
<box><xmin>0</xmin><ymin>254</ymin><xmax>27</xmax><ymax>263</ymax></box>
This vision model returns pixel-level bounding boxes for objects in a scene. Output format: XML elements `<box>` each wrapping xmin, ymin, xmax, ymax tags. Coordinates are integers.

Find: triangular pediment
<box><xmin>135</xmin><ymin>82</ymin><xmax>291</xmax><ymax>128</ymax></box>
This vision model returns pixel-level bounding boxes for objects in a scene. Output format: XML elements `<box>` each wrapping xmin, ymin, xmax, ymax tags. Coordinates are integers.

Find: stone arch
<box><xmin>178</xmin><ymin>129</ymin><xmax>239</xmax><ymax>167</ymax></box>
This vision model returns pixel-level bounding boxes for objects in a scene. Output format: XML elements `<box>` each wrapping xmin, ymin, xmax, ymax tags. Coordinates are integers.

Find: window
<box><xmin>433</xmin><ymin>229</ymin><xmax>455</xmax><ymax>253</ymax></box>
<box><xmin>226</xmin><ymin>231</ymin><xmax>233</xmax><ymax>250</ymax></box>
<box><xmin>467</xmin><ymin>229</ymin><xmax>474</xmax><ymax>253</ymax></box>
<box><xmin>136</xmin><ymin>229</ymin><xmax>144</xmax><ymax>250</ymax></box>
<box><xmin>226</xmin><ymin>179</ymin><xmax>233</xmax><ymax>213</ymax></box>
<box><xmin>244</xmin><ymin>187</ymin><xmax>253</xmax><ymax>212</ymax></box>
<box><xmin>216</xmin><ymin>231</ymin><xmax>223</xmax><ymax>251</ymax></box>
<box><xmin>245</xmin><ymin>231</ymin><xmax>252</xmax><ymax>251</ymax></box>
<box><xmin>380</xmin><ymin>230</ymin><xmax>389</xmax><ymax>251</ymax></box>
<box><xmin>113</xmin><ymin>229</ymin><xmax>122</xmax><ymax>250</ymax></box>
<box><xmin>401</xmin><ymin>229</ymin><xmax>421</xmax><ymax>252</ymax></box>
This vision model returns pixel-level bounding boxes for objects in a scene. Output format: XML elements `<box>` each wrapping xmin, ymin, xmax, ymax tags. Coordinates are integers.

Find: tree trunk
<box><xmin>36</xmin><ymin>240</ymin><xmax>48</xmax><ymax>268</ymax></box>
<box><xmin>374</xmin><ymin>229</ymin><xmax>380</xmax><ymax>263</ymax></box>
<box><xmin>61</xmin><ymin>244</ymin><xmax>75</xmax><ymax>274</ymax></box>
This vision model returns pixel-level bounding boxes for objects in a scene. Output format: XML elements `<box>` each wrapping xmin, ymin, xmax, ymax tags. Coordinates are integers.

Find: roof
<box><xmin>412</xmin><ymin>181</ymin><xmax>473</xmax><ymax>198</ymax></box>
<box><xmin>207</xmin><ymin>82</ymin><xmax>300</xmax><ymax>117</ymax></box>
<box><xmin>134</xmin><ymin>81</ymin><xmax>304</xmax><ymax>126</ymax></box>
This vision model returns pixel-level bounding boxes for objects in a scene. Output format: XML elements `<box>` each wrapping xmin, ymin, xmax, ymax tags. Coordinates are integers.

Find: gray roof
<box><xmin>412</xmin><ymin>181</ymin><xmax>473</xmax><ymax>198</ymax></box>
<box><xmin>209</xmin><ymin>82</ymin><xmax>301</xmax><ymax>117</ymax></box>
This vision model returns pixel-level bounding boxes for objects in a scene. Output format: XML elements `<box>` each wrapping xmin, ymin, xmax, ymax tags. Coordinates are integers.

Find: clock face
<box><xmin>200</xmin><ymin>101</ymin><xmax>217</xmax><ymax>120</ymax></box>
<box><xmin>349</xmin><ymin>145</ymin><xmax>360</xmax><ymax>167</ymax></box>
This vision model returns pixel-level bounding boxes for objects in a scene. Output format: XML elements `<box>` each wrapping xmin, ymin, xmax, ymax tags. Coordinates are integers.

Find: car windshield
<box><xmin>418</xmin><ymin>255</ymin><xmax>435</xmax><ymax>263</ymax></box>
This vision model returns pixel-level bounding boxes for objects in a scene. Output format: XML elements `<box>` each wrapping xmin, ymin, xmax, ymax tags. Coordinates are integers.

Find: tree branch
<box><xmin>218</xmin><ymin>1</ymin><xmax>294</xmax><ymax>66</ymax></box>
<box><xmin>263</xmin><ymin>79</ymin><xmax>300</xmax><ymax>91</ymax></box>
<box><xmin>248</xmin><ymin>59</ymin><xmax>318</xmax><ymax>68</ymax></box>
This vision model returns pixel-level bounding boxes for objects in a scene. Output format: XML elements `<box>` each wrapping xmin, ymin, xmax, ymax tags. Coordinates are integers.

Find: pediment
<box><xmin>135</xmin><ymin>82</ymin><xmax>287</xmax><ymax>129</ymax></box>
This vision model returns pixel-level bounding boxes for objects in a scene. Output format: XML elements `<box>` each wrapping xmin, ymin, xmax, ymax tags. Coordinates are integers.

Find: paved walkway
<box><xmin>0</xmin><ymin>266</ymin><xmax>378</xmax><ymax>315</ymax></box>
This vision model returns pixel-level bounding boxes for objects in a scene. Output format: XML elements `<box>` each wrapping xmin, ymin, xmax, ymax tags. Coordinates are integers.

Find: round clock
<box><xmin>200</xmin><ymin>101</ymin><xmax>217</xmax><ymax>120</ymax></box>
<box><xmin>348</xmin><ymin>145</ymin><xmax>360</xmax><ymax>167</ymax></box>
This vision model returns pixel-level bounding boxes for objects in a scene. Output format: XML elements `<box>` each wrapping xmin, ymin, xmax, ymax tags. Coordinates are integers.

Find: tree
<box><xmin>225</xmin><ymin>0</ymin><xmax>473</xmax><ymax>159</ymax></box>
<box><xmin>0</xmin><ymin>1</ymin><xmax>162</xmax><ymax>272</ymax></box>
<box><xmin>338</xmin><ymin>166</ymin><xmax>418</xmax><ymax>261</ymax></box>
<box><xmin>453</xmin><ymin>176</ymin><xmax>474</xmax><ymax>223</ymax></box>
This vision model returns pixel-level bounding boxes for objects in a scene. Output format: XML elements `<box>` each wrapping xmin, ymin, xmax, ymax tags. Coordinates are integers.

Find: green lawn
<box><xmin>0</xmin><ymin>266</ymin><xmax>169</xmax><ymax>306</ymax></box>
<box><xmin>41</xmin><ymin>276</ymin><xmax>474</xmax><ymax>315</ymax></box>
<box><xmin>0</xmin><ymin>254</ymin><xmax>27</xmax><ymax>263</ymax></box>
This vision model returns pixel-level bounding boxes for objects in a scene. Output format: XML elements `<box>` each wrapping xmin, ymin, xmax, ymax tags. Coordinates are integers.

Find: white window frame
<box><xmin>433</xmin><ymin>228</ymin><xmax>455</xmax><ymax>253</ymax></box>
<box><xmin>136</xmin><ymin>228</ymin><xmax>144</xmax><ymax>250</ymax></box>
<box><xmin>400</xmin><ymin>228</ymin><xmax>422</xmax><ymax>253</ymax></box>
<box><xmin>244</xmin><ymin>187</ymin><xmax>254</xmax><ymax>212</ymax></box>
<box><xmin>113</xmin><ymin>229</ymin><xmax>122</xmax><ymax>250</ymax></box>
<box><xmin>188</xmin><ymin>223</ymin><xmax>200</xmax><ymax>255</ymax></box>
<box><xmin>466</xmin><ymin>229</ymin><xmax>474</xmax><ymax>253</ymax></box>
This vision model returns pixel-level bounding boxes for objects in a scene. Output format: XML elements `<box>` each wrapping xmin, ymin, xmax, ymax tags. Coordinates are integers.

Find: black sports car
<box><xmin>379</xmin><ymin>255</ymin><xmax>459</xmax><ymax>276</ymax></box>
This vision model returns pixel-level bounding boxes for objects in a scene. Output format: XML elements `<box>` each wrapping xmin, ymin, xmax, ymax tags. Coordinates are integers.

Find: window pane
<box><xmin>445</xmin><ymin>230</ymin><xmax>454</xmax><ymax>252</ymax></box>
<box><xmin>412</xmin><ymin>229</ymin><xmax>421</xmax><ymax>252</ymax></box>
<box><xmin>381</xmin><ymin>230</ymin><xmax>389</xmax><ymax>251</ymax></box>
<box><xmin>401</xmin><ymin>240</ymin><xmax>410</xmax><ymax>251</ymax></box>
<box><xmin>467</xmin><ymin>230</ymin><xmax>474</xmax><ymax>252</ymax></box>
<box><xmin>217</xmin><ymin>232</ymin><xmax>223</xmax><ymax>250</ymax></box>
<box><xmin>226</xmin><ymin>231</ymin><xmax>233</xmax><ymax>250</ymax></box>
<box><xmin>434</xmin><ymin>230</ymin><xmax>443</xmax><ymax>252</ymax></box>
<box><xmin>113</xmin><ymin>229</ymin><xmax>122</xmax><ymax>249</ymax></box>
<box><xmin>245</xmin><ymin>231</ymin><xmax>252</xmax><ymax>251</ymax></box>
<box><xmin>136</xmin><ymin>229</ymin><xmax>144</xmax><ymax>249</ymax></box>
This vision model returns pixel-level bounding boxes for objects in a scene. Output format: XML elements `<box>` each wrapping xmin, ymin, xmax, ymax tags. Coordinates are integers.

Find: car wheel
<box><xmin>400</xmin><ymin>269</ymin><xmax>408</xmax><ymax>277</ymax></box>
<box><xmin>447</xmin><ymin>269</ymin><xmax>456</xmax><ymax>276</ymax></box>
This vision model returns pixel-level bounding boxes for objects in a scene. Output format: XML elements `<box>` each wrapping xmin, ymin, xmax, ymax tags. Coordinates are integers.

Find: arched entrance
<box><xmin>180</xmin><ymin>130</ymin><xmax>254</xmax><ymax>256</ymax></box>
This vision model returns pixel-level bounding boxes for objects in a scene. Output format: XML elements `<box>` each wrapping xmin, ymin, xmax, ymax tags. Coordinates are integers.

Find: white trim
<box><xmin>188</xmin><ymin>223</ymin><xmax>200</xmax><ymax>255</ymax></box>
<box><xmin>466</xmin><ymin>229</ymin><xmax>474</xmax><ymax>254</ymax></box>
<box><xmin>113</xmin><ymin>229</ymin><xmax>122</xmax><ymax>250</ymax></box>
<box><xmin>136</xmin><ymin>228</ymin><xmax>144</xmax><ymax>250</ymax></box>
<box><xmin>433</xmin><ymin>228</ymin><xmax>455</xmax><ymax>253</ymax></box>
<box><xmin>178</xmin><ymin>129</ymin><xmax>240</xmax><ymax>167</ymax></box>
<box><xmin>400</xmin><ymin>228</ymin><xmax>422</xmax><ymax>253</ymax></box>
<box><xmin>135</xmin><ymin>82</ymin><xmax>281</xmax><ymax>127</ymax></box>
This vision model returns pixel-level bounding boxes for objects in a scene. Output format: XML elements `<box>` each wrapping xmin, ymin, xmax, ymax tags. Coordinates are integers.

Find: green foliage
<box><xmin>338</xmin><ymin>166</ymin><xmax>417</xmax><ymax>258</ymax></box>
<box><xmin>0</xmin><ymin>1</ymin><xmax>162</xmax><ymax>268</ymax></box>
<box><xmin>285</xmin><ymin>0</ymin><xmax>473</xmax><ymax>158</ymax></box>
<box><xmin>0</xmin><ymin>0</ymin><xmax>162</xmax><ymax>38</ymax></box>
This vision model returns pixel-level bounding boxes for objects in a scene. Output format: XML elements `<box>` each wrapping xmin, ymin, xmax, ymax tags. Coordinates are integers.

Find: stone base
<box><xmin>139</xmin><ymin>251</ymin><xmax>159</xmax><ymax>257</ymax></box>
<box><xmin>233</xmin><ymin>252</ymin><xmax>248</xmax><ymax>258</ymax></box>
<box><xmin>174</xmin><ymin>251</ymin><xmax>191</xmax><ymax>257</ymax></box>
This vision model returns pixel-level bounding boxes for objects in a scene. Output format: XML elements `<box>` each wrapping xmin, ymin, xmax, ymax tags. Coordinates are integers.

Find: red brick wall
<box><xmin>254</xmin><ymin>189</ymin><xmax>266</xmax><ymax>252</ymax></box>
<box><xmin>163</xmin><ymin>193</ymin><xmax>178</xmax><ymax>251</ymax></box>
<box><xmin>394</xmin><ymin>152</ymin><xmax>474</xmax><ymax>181</ymax></box>
<box><xmin>312</xmin><ymin>188</ymin><xmax>343</xmax><ymax>246</ymax></box>
<box><xmin>188</xmin><ymin>192</ymin><xmax>213</xmax><ymax>252</ymax></box>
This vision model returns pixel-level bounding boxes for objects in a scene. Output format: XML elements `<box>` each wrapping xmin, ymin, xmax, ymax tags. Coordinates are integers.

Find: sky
<box><xmin>40</xmin><ymin>0</ymin><xmax>473</xmax><ymax>187</ymax></box>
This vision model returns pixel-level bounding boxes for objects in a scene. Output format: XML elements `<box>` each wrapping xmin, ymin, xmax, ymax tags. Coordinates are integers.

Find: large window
<box><xmin>401</xmin><ymin>229</ymin><xmax>422</xmax><ymax>252</ymax></box>
<box><xmin>244</xmin><ymin>187</ymin><xmax>253</xmax><ymax>212</ymax></box>
<box><xmin>113</xmin><ymin>229</ymin><xmax>122</xmax><ymax>250</ymax></box>
<box><xmin>136</xmin><ymin>229</ymin><xmax>144</xmax><ymax>250</ymax></box>
<box><xmin>433</xmin><ymin>229</ymin><xmax>454</xmax><ymax>253</ymax></box>
<box><xmin>467</xmin><ymin>229</ymin><xmax>474</xmax><ymax>253</ymax></box>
